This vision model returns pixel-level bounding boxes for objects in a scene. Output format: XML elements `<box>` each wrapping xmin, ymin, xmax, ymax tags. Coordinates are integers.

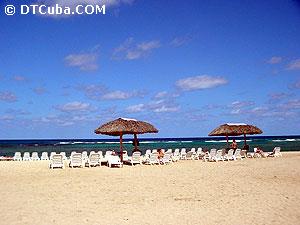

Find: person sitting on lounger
<box><xmin>158</xmin><ymin>149</ymin><xmax>164</xmax><ymax>159</ymax></box>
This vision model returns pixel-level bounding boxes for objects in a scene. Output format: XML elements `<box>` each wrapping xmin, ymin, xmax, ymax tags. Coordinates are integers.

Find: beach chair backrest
<box><xmin>23</xmin><ymin>152</ymin><xmax>31</xmax><ymax>160</ymax></box>
<box><xmin>152</xmin><ymin>149</ymin><xmax>157</xmax><ymax>153</ymax></box>
<box><xmin>274</xmin><ymin>147</ymin><xmax>280</xmax><ymax>154</ymax></box>
<box><xmin>132</xmin><ymin>152</ymin><xmax>141</xmax><ymax>162</ymax></box>
<box><xmin>186</xmin><ymin>151</ymin><xmax>193</xmax><ymax>159</ymax></box>
<box><xmin>82</xmin><ymin>151</ymin><xmax>88</xmax><ymax>159</ymax></box>
<box><xmin>210</xmin><ymin>149</ymin><xmax>216</xmax><ymax>157</ymax></box>
<box><xmin>190</xmin><ymin>148</ymin><xmax>196</xmax><ymax>153</ymax></box>
<box><xmin>89</xmin><ymin>153</ymin><xmax>100</xmax><ymax>164</ymax></box>
<box><xmin>60</xmin><ymin>152</ymin><xmax>67</xmax><ymax>160</ymax></box>
<box><xmin>162</xmin><ymin>152</ymin><xmax>171</xmax><ymax>162</ymax></box>
<box><xmin>105</xmin><ymin>151</ymin><xmax>112</xmax><ymax>157</ymax></box>
<box><xmin>97</xmin><ymin>151</ymin><xmax>103</xmax><ymax>158</ymax></box>
<box><xmin>234</xmin><ymin>149</ymin><xmax>241</xmax><ymax>157</ymax></box>
<box><xmin>174</xmin><ymin>149</ymin><xmax>180</xmax><ymax>156</ymax></box>
<box><xmin>181</xmin><ymin>148</ymin><xmax>186</xmax><ymax>154</ymax></box>
<box><xmin>227</xmin><ymin>149</ymin><xmax>234</xmax><ymax>157</ymax></box>
<box><xmin>216</xmin><ymin>150</ymin><xmax>223</xmax><ymax>158</ymax></box>
<box><xmin>50</xmin><ymin>152</ymin><xmax>56</xmax><ymax>160</ymax></box>
<box><xmin>31</xmin><ymin>152</ymin><xmax>39</xmax><ymax>160</ymax></box>
<box><xmin>41</xmin><ymin>152</ymin><xmax>49</xmax><ymax>160</ymax></box>
<box><xmin>71</xmin><ymin>153</ymin><xmax>82</xmax><ymax>164</ymax></box>
<box><xmin>90</xmin><ymin>151</ymin><xmax>95</xmax><ymax>155</ymax></box>
<box><xmin>145</xmin><ymin>149</ymin><xmax>151</xmax><ymax>155</ymax></box>
<box><xmin>51</xmin><ymin>154</ymin><xmax>63</xmax><ymax>166</ymax></box>
<box><xmin>150</xmin><ymin>152</ymin><xmax>159</xmax><ymax>163</ymax></box>
<box><xmin>166</xmin><ymin>149</ymin><xmax>172</xmax><ymax>153</ymax></box>
<box><xmin>253</xmin><ymin>148</ymin><xmax>258</xmax><ymax>153</ymax></box>
<box><xmin>197</xmin><ymin>148</ymin><xmax>203</xmax><ymax>154</ymax></box>
<box><xmin>14</xmin><ymin>152</ymin><xmax>22</xmax><ymax>161</ymax></box>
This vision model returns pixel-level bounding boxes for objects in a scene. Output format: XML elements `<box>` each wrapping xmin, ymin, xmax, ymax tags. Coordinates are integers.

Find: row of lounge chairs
<box><xmin>11</xmin><ymin>146</ymin><xmax>282</xmax><ymax>169</ymax></box>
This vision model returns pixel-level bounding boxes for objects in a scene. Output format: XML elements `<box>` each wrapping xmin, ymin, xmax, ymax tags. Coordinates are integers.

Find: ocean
<box><xmin>0</xmin><ymin>135</ymin><xmax>299</xmax><ymax>157</ymax></box>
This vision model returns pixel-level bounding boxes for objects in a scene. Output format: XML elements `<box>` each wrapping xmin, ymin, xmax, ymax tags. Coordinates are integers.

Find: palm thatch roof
<box><xmin>94</xmin><ymin>118</ymin><xmax>158</xmax><ymax>136</ymax></box>
<box><xmin>209</xmin><ymin>123</ymin><xmax>263</xmax><ymax>136</ymax></box>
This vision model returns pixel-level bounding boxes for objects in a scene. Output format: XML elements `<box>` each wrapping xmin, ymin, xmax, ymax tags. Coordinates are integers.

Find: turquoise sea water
<box><xmin>0</xmin><ymin>136</ymin><xmax>299</xmax><ymax>157</ymax></box>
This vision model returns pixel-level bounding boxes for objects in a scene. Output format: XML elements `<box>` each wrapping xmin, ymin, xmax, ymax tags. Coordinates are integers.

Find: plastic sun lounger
<box><xmin>13</xmin><ymin>152</ymin><xmax>22</xmax><ymax>161</ymax></box>
<box><xmin>186</xmin><ymin>151</ymin><xmax>194</xmax><ymax>160</ymax></box>
<box><xmin>107</xmin><ymin>155</ymin><xmax>123</xmax><ymax>168</ymax></box>
<box><xmin>224</xmin><ymin>149</ymin><xmax>235</xmax><ymax>161</ymax></box>
<box><xmin>49</xmin><ymin>154</ymin><xmax>64</xmax><ymax>169</ymax></box>
<box><xmin>205</xmin><ymin>149</ymin><xmax>217</xmax><ymax>162</ymax></box>
<box><xmin>69</xmin><ymin>153</ymin><xmax>83</xmax><ymax>168</ymax></box>
<box><xmin>268</xmin><ymin>147</ymin><xmax>282</xmax><ymax>157</ymax></box>
<box><xmin>160</xmin><ymin>152</ymin><xmax>172</xmax><ymax>165</ymax></box>
<box><xmin>234</xmin><ymin>149</ymin><xmax>243</xmax><ymax>160</ymax></box>
<box><xmin>23</xmin><ymin>152</ymin><xmax>31</xmax><ymax>161</ymax></box>
<box><xmin>215</xmin><ymin>150</ymin><xmax>224</xmax><ymax>162</ymax></box>
<box><xmin>127</xmin><ymin>152</ymin><xmax>142</xmax><ymax>166</ymax></box>
<box><xmin>146</xmin><ymin>152</ymin><xmax>160</xmax><ymax>165</ymax></box>
<box><xmin>31</xmin><ymin>152</ymin><xmax>40</xmax><ymax>161</ymax></box>
<box><xmin>87</xmin><ymin>153</ymin><xmax>101</xmax><ymax>167</ymax></box>
<box><xmin>41</xmin><ymin>152</ymin><xmax>49</xmax><ymax>160</ymax></box>
<box><xmin>180</xmin><ymin>148</ymin><xmax>187</xmax><ymax>160</ymax></box>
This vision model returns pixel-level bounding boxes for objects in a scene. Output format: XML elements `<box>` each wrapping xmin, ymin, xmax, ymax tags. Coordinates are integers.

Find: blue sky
<box><xmin>0</xmin><ymin>0</ymin><xmax>299</xmax><ymax>139</ymax></box>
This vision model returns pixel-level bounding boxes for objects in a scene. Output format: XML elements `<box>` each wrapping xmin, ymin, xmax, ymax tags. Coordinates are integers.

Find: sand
<box><xmin>0</xmin><ymin>152</ymin><xmax>299</xmax><ymax>225</ymax></box>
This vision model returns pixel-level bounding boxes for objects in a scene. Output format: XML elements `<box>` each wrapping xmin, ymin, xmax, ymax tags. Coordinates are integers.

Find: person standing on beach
<box><xmin>230</xmin><ymin>139</ymin><xmax>238</xmax><ymax>151</ymax></box>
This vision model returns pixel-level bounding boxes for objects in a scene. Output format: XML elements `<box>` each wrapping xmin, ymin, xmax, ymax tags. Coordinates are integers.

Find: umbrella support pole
<box><xmin>244</xmin><ymin>134</ymin><xmax>246</xmax><ymax>146</ymax></box>
<box><xmin>226</xmin><ymin>135</ymin><xmax>229</xmax><ymax>147</ymax></box>
<box><xmin>120</xmin><ymin>133</ymin><xmax>123</xmax><ymax>162</ymax></box>
<box><xmin>134</xmin><ymin>134</ymin><xmax>138</xmax><ymax>152</ymax></box>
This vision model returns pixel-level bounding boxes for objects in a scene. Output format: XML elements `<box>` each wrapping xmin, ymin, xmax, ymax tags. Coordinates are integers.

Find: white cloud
<box><xmin>13</xmin><ymin>75</ymin><xmax>28</xmax><ymax>82</ymax></box>
<box><xmin>55</xmin><ymin>101</ymin><xmax>93</xmax><ymax>112</ymax></box>
<box><xmin>287</xmin><ymin>59</ymin><xmax>300</xmax><ymax>70</ymax></box>
<box><xmin>290</xmin><ymin>80</ymin><xmax>300</xmax><ymax>89</ymax></box>
<box><xmin>267</xmin><ymin>56</ymin><xmax>282</xmax><ymax>64</ymax></box>
<box><xmin>176</xmin><ymin>75</ymin><xmax>228</xmax><ymax>91</ymax></box>
<box><xmin>64</xmin><ymin>52</ymin><xmax>98</xmax><ymax>71</ymax></box>
<box><xmin>79</xmin><ymin>84</ymin><xmax>144</xmax><ymax>100</ymax></box>
<box><xmin>170</xmin><ymin>36</ymin><xmax>191</xmax><ymax>47</ymax></box>
<box><xmin>33</xmin><ymin>87</ymin><xmax>47</xmax><ymax>95</ymax></box>
<box><xmin>126</xmin><ymin>104</ymin><xmax>145</xmax><ymax>113</ymax></box>
<box><xmin>0</xmin><ymin>91</ymin><xmax>17</xmax><ymax>102</ymax></box>
<box><xmin>152</xmin><ymin>105</ymin><xmax>179</xmax><ymax>113</ymax></box>
<box><xmin>102</xmin><ymin>90</ymin><xmax>139</xmax><ymax>100</ymax></box>
<box><xmin>112</xmin><ymin>38</ymin><xmax>161</xmax><ymax>60</ymax></box>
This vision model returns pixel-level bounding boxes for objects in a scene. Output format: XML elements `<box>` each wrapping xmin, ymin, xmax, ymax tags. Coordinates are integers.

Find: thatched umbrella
<box><xmin>209</xmin><ymin>123</ymin><xmax>263</xmax><ymax>146</ymax></box>
<box><xmin>94</xmin><ymin>118</ymin><xmax>158</xmax><ymax>162</ymax></box>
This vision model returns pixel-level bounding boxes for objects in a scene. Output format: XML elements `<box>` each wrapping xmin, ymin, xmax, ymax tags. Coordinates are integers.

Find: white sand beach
<box><xmin>0</xmin><ymin>152</ymin><xmax>299</xmax><ymax>225</ymax></box>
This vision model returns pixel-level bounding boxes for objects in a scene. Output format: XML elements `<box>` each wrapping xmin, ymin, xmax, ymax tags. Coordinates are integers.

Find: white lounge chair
<box><xmin>215</xmin><ymin>150</ymin><xmax>224</xmax><ymax>162</ymax></box>
<box><xmin>87</xmin><ymin>153</ymin><xmax>101</xmax><ymax>167</ymax></box>
<box><xmin>128</xmin><ymin>152</ymin><xmax>142</xmax><ymax>166</ymax></box>
<box><xmin>23</xmin><ymin>152</ymin><xmax>31</xmax><ymax>161</ymax></box>
<box><xmin>166</xmin><ymin>149</ymin><xmax>173</xmax><ymax>154</ymax></box>
<box><xmin>204</xmin><ymin>149</ymin><xmax>217</xmax><ymax>162</ymax></box>
<box><xmin>268</xmin><ymin>147</ymin><xmax>282</xmax><ymax>157</ymax></box>
<box><xmin>13</xmin><ymin>152</ymin><xmax>22</xmax><ymax>161</ymax></box>
<box><xmin>186</xmin><ymin>151</ymin><xmax>194</xmax><ymax>160</ymax></box>
<box><xmin>69</xmin><ymin>153</ymin><xmax>83</xmax><ymax>168</ymax></box>
<box><xmin>49</xmin><ymin>154</ymin><xmax>64</xmax><ymax>169</ymax></box>
<box><xmin>234</xmin><ymin>149</ymin><xmax>243</xmax><ymax>160</ymax></box>
<box><xmin>180</xmin><ymin>148</ymin><xmax>187</xmax><ymax>160</ymax></box>
<box><xmin>31</xmin><ymin>152</ymin><xmax>40</xmax><ymax>161</ymax></box>
<box><xmin>41</xmin><ymin>152</ymin><xmax>49</xmax><ymax>160</ymax></box>
<box><xmin>173</xmin><ymin>149</ymin><xmax>180</xmax><ymax>162</ymax></box>
<box><xmin>146</xmin><ymin>152</ymin><xmax>160</xmax><ymax>165</ymax></box>
<box><xmin>107</xmin><ymin>155</ymin><xmax>122</xmax><ymax>168</ymax></box>
<box><xmin>224</xmin><ymin>149</ymin><xmax>235</xmax><ymax>161</ymax></box>
<box><xmin>82</xmin><ymin>151</ymin><xmax>88</xmax><ymax>164</ymax></box>
<box><xmin>60</xmin><ymin>152</ymin><xmax>67</xmax><ymax>160</ymax></box>
<box><xmin>50</xmin><ymin>152</ymin><xmax>56</xmax><ymax>160</ymax></box>
<box><xmin>152</xmin><ymin>149</ymin><xmax>157</xmax><ymax>153</ymax></box>
<box><xmin>161</xmin><ymin>152</ymin><xmax>172</xmax><ymax>165</ymax></box>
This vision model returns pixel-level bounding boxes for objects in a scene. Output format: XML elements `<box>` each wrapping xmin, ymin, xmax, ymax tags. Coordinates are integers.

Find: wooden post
<box><xmin>134</xmin><ymin>133</ymin><xmax>138</xmax><ymax>152</ymax></box>
<box><xmin>226</xmin><ymin>135</ymin><xmax>229</xmax><ymax>147</ymax></box>
<box><xmin>120</xmin><ymin>133</ymin><xmax>123</xmax><ymax>162</ymax></box>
